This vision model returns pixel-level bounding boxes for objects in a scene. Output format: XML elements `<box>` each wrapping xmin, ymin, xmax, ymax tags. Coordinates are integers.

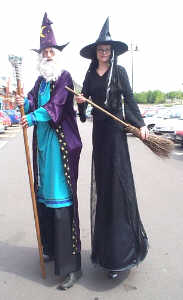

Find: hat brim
<box><xmin>80</xmin><ymin>40</ymin><xmax>128</xmax><ymax>59</ymax></box>
<box><xmin>32</xmin><ymin>42</ymin><xmax>69</xmax><ymax>54</ymax></box>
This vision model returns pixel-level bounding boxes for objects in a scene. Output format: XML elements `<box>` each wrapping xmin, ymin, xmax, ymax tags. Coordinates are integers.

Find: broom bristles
<box><xmin>125</xmin><ymin>125</ymin><xmax>174</xmax><ymax>158</ymax></box>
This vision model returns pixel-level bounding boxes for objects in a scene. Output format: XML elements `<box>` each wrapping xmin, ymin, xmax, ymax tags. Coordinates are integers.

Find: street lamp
<box><xmin>130</xmin><ymin>43</ymin><xmax>138</xmax><ymax>93</ymax></box>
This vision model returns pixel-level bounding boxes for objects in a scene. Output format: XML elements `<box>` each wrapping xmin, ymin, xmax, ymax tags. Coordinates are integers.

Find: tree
<box><xmin>153</xmin><ymin>90</ymin><xmax>166</xmax><ymax>104</ymax></box>
<box><xmin>146</xmin><ymin>91</ymin><xmax>154</xmax><ymax>104</ymax></box>
<box><xmin>134</xmin><ymin>92</ymin><xmax>147</xmax><ymax>104</ymax></box>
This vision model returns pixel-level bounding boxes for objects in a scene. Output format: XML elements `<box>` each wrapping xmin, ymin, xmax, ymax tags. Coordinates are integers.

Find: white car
<box><xmin>144</xmin><ymin>108</ymin><xmax>171</xmax><ymax>132</ymax></box>
<box><xmin>153</xmin><ymin>108</ymin><xmax>183</xmax><ymax>139</ymax></box>
<box><xmin>0</xmin><ymin>117</ymin><xmax>5</xmax><ymax>133</ymax></box>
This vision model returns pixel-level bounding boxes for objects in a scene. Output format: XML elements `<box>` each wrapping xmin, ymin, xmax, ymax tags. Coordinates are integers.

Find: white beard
<box><xmin>37</xmin><ymin>53</ymin><xmax>63</xmax><ymax>82</ymax></box>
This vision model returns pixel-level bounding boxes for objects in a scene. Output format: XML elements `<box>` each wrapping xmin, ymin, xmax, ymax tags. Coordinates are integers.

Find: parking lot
<box><xmin>142</xmin><ymin>105</ymin><xmax>183</xmax><ymax>143</ymax></box>
<box><xmin>1</xmin><ymin>122</ymin><xmax>183</xmax><ymax>163</ymax></box>
<box><xmin>0</xmin><ymin>125</ymin><xmax>21</xmax><ymax>150</ymax></box>
<box><xmin>0</xmin><ymin>120</ymin><xmax>183</xmax><ymax>300</ymax></box>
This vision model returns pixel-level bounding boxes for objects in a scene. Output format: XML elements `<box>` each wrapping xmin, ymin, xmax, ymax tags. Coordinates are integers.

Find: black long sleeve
<box><xmin>118</xmin><ymin>66</ymin><xmax>145</xmax><ymax>128</ymax></box>
<box><xmin>77</xmin><ymin>71</ymin><xmax>90</xmax><ymax>122</ymax></box>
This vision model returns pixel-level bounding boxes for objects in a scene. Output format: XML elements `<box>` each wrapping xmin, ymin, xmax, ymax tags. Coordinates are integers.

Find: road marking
<box><xmin>0</xmin><ymin>134</ymin><xmax>15</xmax><ymax>138</ymax></box>
<box><xmin>8</xmin><ymin>130</ymin><xmax>21</xmax><ymax>133</ymax></box>
<box><xmin>0</xmin><ymin>141</ymin><xmax>8</xmax><ymax>149</ymax></box>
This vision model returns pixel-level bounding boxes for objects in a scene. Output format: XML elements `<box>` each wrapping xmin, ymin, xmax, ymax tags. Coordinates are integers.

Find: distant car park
<box><xmin>0</xmin><ymin>116</ymin><xmax>5</xmax><ymax>133</ymax></box>
<box><xmin>142</xmin><ymin>106</ymin><xmax>183</xmax><ymax>143</ymax></box>
<box><xmin>153</xmin><ymin>108</ymin><xmax>183</xmax><ymax>136</ymax></box>
<box><xmin>141</xmin><ymin>108</ymin><xmax>158</xmax><ymax>118</ymax></box>
<box><xmin>3</xmin><ymin>109</ymin><xmax>20</xmax><ymax>125</ymax></box>
<box><xmin>0</xmin><ymin>110</ymin><xmax>12</xmax><ymax>129</ymax></box>
<box><xmin>143</xmin><ymin>107</ymin><xmax>171</xmax><ymax>132</ymax></box>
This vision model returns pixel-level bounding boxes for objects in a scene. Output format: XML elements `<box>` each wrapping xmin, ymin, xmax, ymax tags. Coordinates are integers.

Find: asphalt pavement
<box><xmin>0</xmin><ymin>121</ymin><xmax>183</xmax><ymax>300</ymax></box>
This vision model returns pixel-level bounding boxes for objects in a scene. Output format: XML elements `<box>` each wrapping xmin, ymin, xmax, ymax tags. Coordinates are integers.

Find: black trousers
<box><xmin>37</xmin><ymin>203</ymin><xmax>81</xmax><ymax>277</ymax></box>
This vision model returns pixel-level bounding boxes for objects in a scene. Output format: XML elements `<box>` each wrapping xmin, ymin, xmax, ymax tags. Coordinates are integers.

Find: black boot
<box><xmin>43</xmin><ymin>255</ymin><xmax>54</xmax><ymax>263</ymax></box>
<box><xmin>108</xmin><ymin>271</ymin><xmax>119</xmax><ymax>279</ymax></box>
<box><xmin>57</xmin><ymin>270</ymin><xmax>82</xmax><ymax>290</ymax></box>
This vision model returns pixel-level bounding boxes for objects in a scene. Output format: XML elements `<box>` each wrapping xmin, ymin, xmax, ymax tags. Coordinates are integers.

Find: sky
<box><xmin>1</xmin><ymin>0</ymin><xmax>183</xmax><ymax>93</ymax></box>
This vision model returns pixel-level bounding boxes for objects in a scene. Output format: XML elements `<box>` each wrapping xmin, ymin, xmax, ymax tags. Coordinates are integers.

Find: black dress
<box><xmin>78</xmin><ymin>65</ymin><xmax>148</xmax><ymax>271</ymax></box>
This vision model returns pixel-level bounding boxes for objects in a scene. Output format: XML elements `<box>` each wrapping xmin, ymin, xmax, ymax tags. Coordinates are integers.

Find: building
<box><xmin>0</xmin><ymin>76</ymin><xmax>16</xmax><ymax>110</ymax></box>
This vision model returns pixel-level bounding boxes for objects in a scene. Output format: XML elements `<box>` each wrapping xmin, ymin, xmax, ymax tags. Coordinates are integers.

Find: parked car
<box><xmin>142</xmin><ymin>109</ymin><xmax>158</xmax><ymax>118</ymax></box>
<box><xmin>144</xmin><ymin>108</ymin><xmax>171</xmax><ymax>132</ymax></box>
<box><xmin>0</xmin><ymin>116</ymin><xmax>5</xmax><ymax>133</ymax></box>
<box><xmin>170</xmin><ymin>112</ymin><xmax>183</xmax><ymax>144</ymax></box>
<box><xmin>3</xmin><ymin>109</ymin><xmax>20</xmax><ymax>125</ymax></box>
<box><xmin>153</xmin><ymin>107</ymin><xmax>183</xmax><ymax>139</ymax></box>
<box><xmin>0</xmin><ymin>110</ymin><xmax>12</xmax><ymax>129</ymax></box>
<box><xmin>174</xmin><ymin>130</ymin><xmax>183</xmax><ymax>145</ymax></box>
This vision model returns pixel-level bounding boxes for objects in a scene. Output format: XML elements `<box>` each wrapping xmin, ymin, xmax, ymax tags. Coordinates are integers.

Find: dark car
<box><xmin>3</xmin><ymin>109</ymin><xmax>20</xmax><ymax>125</ymax></box>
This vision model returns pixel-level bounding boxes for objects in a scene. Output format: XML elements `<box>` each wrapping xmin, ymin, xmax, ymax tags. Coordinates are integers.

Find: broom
<box><xmin>65</xmin><ymin>86</ymin><xmax>174</xmax><ymax>158</ymax></box>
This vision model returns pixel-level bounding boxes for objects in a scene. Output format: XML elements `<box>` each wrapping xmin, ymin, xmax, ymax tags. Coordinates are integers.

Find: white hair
<box><xmin>37</xmin><ymin>48</ymin><xmax>63</xmax><ymax>82</ymax></box>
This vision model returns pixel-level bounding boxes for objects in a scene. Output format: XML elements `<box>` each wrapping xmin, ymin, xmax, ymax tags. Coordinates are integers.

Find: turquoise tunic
<box><xmin>25</xmin><ymin>80</ymin><xmax>72</xmax><ymax>208</ymax></box>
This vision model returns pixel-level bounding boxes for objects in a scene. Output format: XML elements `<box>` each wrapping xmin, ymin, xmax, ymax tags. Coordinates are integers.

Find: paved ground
<box><xmin>0</xmin><ymin>126</ymin><xmax>21</xmax><ymax>149</ymax></box>
<box><xmin>0</xmin><ymin>121</ymin><xmax>183</xmax><ymax>300</ymax></box>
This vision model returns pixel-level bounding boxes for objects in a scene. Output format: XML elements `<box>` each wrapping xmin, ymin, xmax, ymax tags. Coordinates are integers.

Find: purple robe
<box><xmin>27</xmin><ymin>71</ymin><xmax>82</xmax><ymax>252</ymax></box>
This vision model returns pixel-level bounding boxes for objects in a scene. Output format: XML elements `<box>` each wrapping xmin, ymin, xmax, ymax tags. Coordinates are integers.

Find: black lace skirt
<box><xmin>91</xmin><ymin>118</ymin><xmax>148</xmax><ymax>271</ymax></box>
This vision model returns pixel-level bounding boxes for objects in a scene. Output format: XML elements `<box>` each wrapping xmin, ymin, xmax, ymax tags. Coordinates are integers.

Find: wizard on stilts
<box><xmin>16</xmin><ymin>12</ymin><xmax>82</xmax><ymax>289</ymax></box>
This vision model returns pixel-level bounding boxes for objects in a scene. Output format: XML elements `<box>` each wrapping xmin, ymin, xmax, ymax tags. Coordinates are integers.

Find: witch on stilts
<box><xmin>76</xmin><ymin>17</ymin><xmax>149</xmax><ymax>279</ymax></box>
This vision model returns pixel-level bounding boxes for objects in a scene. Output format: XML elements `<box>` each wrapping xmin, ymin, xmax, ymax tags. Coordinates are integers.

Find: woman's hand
<box><xmin>75</xmin><ymin>94</ymin><xmax>86</xmax><ymax>104</ymax></box>
<box><xmin>20</xmin><ymin>115</ymin><xmax>28</xmax><ymax>128</ymax></box>
<box><xmin>140</xmin><ymin>126</ymin><xmax>149</xmax><ymax>140</ymax></box>
<box><xmin>16</xmin><ymin>93</ymin><xmax>25</xmax><ymax>106</ymax></box>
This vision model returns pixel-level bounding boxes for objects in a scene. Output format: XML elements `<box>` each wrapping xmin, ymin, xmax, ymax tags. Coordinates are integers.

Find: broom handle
<box><xmin>65</xmin><ymin>86</ymin><xmax>140</xmax><ymax>133</ymax></box>
<box><xmin>17</xmin><ymin>79</ymin><xmax>46</xmax><ymax>279</ymax></box>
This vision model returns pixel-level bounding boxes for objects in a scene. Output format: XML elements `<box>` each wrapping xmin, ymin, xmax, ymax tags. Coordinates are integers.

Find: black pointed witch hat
<box><xmin>80</xmin><ymin>17</ymin><xmax>128</xmax><ymax>59</ymax></box>
<box><xmin>32</xmin><ymin>13</ymin><xmax>69</xmax><ymax>53</ymax></box>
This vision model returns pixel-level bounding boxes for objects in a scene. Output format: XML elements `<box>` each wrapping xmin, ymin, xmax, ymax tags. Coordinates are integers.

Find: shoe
<box><xmin>108</xmin><ymin>271</ymin><xmax>119</xmax><ymax>279</ymax></box>
<box><xmin>57</xmin><ymin>270</ymin><xmax>82</xmax><ymax>290</ymax></box>
<box><xmin>43</xmin><ymin>255</ymin><xmax>54</xmax><ymax>263</ymax></box>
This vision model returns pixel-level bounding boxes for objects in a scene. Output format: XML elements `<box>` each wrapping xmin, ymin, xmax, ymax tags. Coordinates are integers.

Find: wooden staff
<box><xmin>65</xmin><ymin>86</ymin><xmax>174</xmax><ymax>158</ymax></box>
<box><xmin>9</xmin><ymin>55</ymin><xmax>46</xmax><ymax>279</ymax></box>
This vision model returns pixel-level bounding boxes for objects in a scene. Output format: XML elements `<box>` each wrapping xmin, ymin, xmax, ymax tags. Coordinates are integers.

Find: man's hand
<box><xmin>20</xmin><ymin>116</ymin><xmax>28</xmax><ymax>128</ymax></box>
<box><xmin>16</xmin><ymin>94</ymin><xmax>25</xmax><ymax>106</ymax></box>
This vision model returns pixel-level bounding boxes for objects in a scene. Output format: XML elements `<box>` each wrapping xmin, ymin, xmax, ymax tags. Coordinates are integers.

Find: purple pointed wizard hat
<box><xmin>80</xmin><ymin>17</ymin><xmax>128</xmax><ymax>59</ymax></box>
<box><xmin>32</xmin><ymin>13</ymin><xmax>69</xmax><ymax>53</ymax></box>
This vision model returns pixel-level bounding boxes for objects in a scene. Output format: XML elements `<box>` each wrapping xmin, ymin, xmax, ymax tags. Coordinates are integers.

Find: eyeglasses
<box><xmin>97</xmin><ymin>48</ymin><xmax>111</xmax><ymax>54</ymax></box>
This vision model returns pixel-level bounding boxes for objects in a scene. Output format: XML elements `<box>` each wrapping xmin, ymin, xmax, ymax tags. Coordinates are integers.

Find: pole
<box><xmin>131</xmin><ymin>43</ymin><xmax>134</xmax><ymax>93</ymax></box>
<box><xmin>131</xmin><ymin>43</ymin><xmax>138</xmax><ymax>93</ymax></box>
<box><xmin>9</xmin><ymin>55</ymin><xmax>46</xmax><ymax>279</ymax></box>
